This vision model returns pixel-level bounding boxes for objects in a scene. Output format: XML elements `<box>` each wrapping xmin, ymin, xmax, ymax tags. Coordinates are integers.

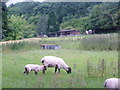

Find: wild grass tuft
<box><xmin>80</xmin><ymin>33</ymin><xmax>118</xmax><ymax>51</ymax></box>
<box><xmin>87</xmin><ymin>59</ymin><xmax>118</xmax><ymax>78</ymax></box>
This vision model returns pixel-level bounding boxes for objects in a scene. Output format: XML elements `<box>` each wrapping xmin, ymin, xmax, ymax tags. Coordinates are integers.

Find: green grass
<box><xmin>1</xmin><ymin>33</ymin><xmax>118</xmax><ymax>88</ymax></box>
<box><xmin>2</xmin><ymin>33</ymin><xmax>118</xmax><ymax>52</ymax></box>
<box><xmin>2</xmin><ymin>49</ymin><xmax>118</xmax><ymax>88</ymax></box>
<box><xmin>80</xmin><ymin>33</ymin><xmax>118</xmax><ymax>51</ymax></box>
<box><xmin>0</xmin><ymin>48</ymin><xmax>2</xmax><ymax>89</ymax></box>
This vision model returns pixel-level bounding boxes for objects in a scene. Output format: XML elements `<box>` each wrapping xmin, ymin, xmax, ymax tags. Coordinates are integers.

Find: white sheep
<box><xmin>86</xmin><ymin>30</ymin><xmax>89</xmax><ymax>35</ymax></box>
<box><xmin>24</xmin><ymin>64</ymin><xmax>47</xmax><ymax>75</ymax></box>
<box><xmin>104</xmin><ymin>78</ymin><xmax>120</xmax><ymax>89</ymax></box>
<box><xmin>41</xmin><ymin>56</ymin><xmax>71</xmax><ymax>74</ymax></box>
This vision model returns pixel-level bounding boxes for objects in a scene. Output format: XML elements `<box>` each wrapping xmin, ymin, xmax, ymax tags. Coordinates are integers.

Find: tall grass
<box><xmin>1</xmin><ymin>33</ymin><xmax>118</xmax><ymax>53</ymax></box>
<box><xmin>1</xmin><ymin>37</ymin><xmax>80</xmax><ymax>53</ymax></box>
<box><xmin>80</xmin><ymin>33</ymin><xmax>118</xmax><ymax>51</ymax></box>
<box><xmin>2</xmin><ymin>40</ymin><xmax>40</xmax><ymax>53</ymax></box>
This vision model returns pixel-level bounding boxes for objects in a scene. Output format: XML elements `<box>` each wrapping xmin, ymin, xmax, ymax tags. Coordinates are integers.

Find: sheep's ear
<box><xmin>42</xmin><ymin>60</ymin><xmax>44</xmax><ymax>65</ymax></box>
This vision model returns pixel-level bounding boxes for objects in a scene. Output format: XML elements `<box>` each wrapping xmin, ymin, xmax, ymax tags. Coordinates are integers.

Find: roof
<box><xmin>59</xmin><ymin>29</ymin><xmax>75</xmax><ymax>32</ymax></box>
<box><xmin>41</xmin><ymin>44</ymin><xmax>59</xmax><ymax>46</ymax></box>
<box><xmin>59</xmin><ymin>29</ymin><xmax>80</xmax><ymax>33</ymax></box>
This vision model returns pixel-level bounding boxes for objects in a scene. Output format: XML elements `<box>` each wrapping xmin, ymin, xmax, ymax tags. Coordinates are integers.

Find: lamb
<box><xmin>41</xmin><ymin>56</ymin><xmax>71</xmax><ymax>74</ymax></box>
<box><xmin>24</xmin><ymin>64</ymin><xmax>47</xmax><ymax>75</ymax></box>
<box><xmin>104</xmin><ymin>78</ymin><xmax>120</xmax><ymax>89</ymax></box>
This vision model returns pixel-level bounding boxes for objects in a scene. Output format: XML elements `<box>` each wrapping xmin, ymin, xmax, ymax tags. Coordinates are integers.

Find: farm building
<box><xmin>37</xmin><ymin>35</ymin><xmax>48</xmax><ymax>38</ymax></box>
<box><xmin>59</xmin><ymin>29</ymin><xmax>80</xmax><ymax>37</ymax></box>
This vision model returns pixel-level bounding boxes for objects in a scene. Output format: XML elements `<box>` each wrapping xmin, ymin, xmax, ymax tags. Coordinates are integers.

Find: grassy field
<box><xmin>1</xmin><ymin>34</ymin><xmax>119</xmax><ymax>88</ymax></box>
<box><xmin>0</xmin><ymin>47</ymin><xmax>2</xmax><ymax>89</ymax></box>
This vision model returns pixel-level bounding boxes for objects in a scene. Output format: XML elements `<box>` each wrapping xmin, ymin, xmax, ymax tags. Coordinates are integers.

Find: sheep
<box><xmin>41</xmin><ymin>56</ymin><xmax>71</xmax><ymax>74</ymax></box>
<box><xmin>24</xmin><ymin>64</ymin><xmax>47</xmax><ymax>75</ymax></box>
<box><xmin>104</xmin><ymin>78</ymin><xmax>120</xmax><ymax>89</ymax></box>
<box><xmin>86</xmin><ymin>30</ymin><xmax>89</xmax><ymax>35</ymax></box>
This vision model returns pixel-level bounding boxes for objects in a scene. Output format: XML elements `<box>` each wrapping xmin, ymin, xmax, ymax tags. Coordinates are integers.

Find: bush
<box><xmin>16</xmin><ymin>36</ymin><xmax>22</xmax><ymax>40</ymax></box>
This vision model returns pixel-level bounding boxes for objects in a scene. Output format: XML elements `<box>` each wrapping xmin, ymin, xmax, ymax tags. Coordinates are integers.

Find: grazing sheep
<box><xmin>41</xmin><ymin>56</ymin><xmax>71</xmax><ymax>74</ymax></box>
<box><xmin>86</xmin><ymin>30</ymin><xmax>89</xmax><ymax>35</ymax></box>
<box><xmin>104</xmin><ymin>78</ymin><xmax>120</xmax><ymax>89</ymax></box>
<box><xmin>24</xmin><ymin>64</ymin><xmax>46</xmax><ymax>75</ymax></box>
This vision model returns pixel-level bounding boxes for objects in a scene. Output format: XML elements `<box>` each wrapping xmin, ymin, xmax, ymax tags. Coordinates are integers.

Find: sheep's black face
<box><xmin>44</xmin><ymin>66</ymin><xmax>47</xmax><ymax>70</ymax></box>
<box><xmin>68</xmin><ymin>67</ymin><xmax>71</xmax><ymax>73</ymax></box>
<box><xmin>66</xmin><ymin>67</ymin><xmax>71</xmax><ymax>74</ymax></box>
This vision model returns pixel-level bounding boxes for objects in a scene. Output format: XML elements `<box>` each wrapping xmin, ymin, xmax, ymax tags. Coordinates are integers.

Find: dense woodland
<box><xmin>1</xmin><ymin>1</ymin><xmax>120</xmax><ymax>40</ymax></box>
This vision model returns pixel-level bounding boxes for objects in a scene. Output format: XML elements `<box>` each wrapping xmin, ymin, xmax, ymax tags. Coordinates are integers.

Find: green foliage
<box><xmin>8</xmin><ymin>6</ymin><xmax>22</xmax><ymax>16</ymax></box>
<box><xmin>47</xmin><ymin>11</ymin><xmax>60</xmax><ymax>36</ymax></box>
<box><xmin>28</xmin><ymin>15</ymin><xmax>40</xmax><ymax>24</ymax></box>
<box><xmin>88</xmin><ymin>3</ymin><xmax>119</xmax><ymax>33</ymax></box>
<box><xmin>61</xmin><ymin>16</ymin><xmax>90</xmax><ymax>33</ymax></box>
<box><xmin>8</xmin><ymin>2</ymin><xmax>98</xmax><ymax>22</ymax></box>
<box><xmin>8</xmin><ymin>15</ymin><xmax>35</xmax><ymax>40</ymax></box>
<box><xmin>2</xmin><ymin>2</ymin><xmax>9</xmax><ymax>39</ymax></box>
<box><xmin>60</xmin><ymin>2</ymin><xmax>119</xmax><ymax>33</ymax></box>
<box><xmin>36</xmin><ymin>14</ymin><xmax>48</xmax><ymax>35</ymax></box>
<box><xmin>63</xmin><ymin>26</ymin><xmax>74</xmax><ymax>30</ymax></box>
<box><xmin>4</xmin><ymin>2</ymin><xmax>119</xmax><ymax>41</ymax></box>
<box><xmin>7</xmin><ymin>2</ymin><xmax>100</xmax><ymax>32</ymax></box>
<box><xmin>0</xmin><ymin>3</ymin><xmax>2</xmax><ymax>40</ymax></box>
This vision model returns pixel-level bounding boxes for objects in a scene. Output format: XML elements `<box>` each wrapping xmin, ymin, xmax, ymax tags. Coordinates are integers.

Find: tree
<box><xmin>8</xmin><ymin>15</ymin><xmax>35</xmax><ymax>40</ymax></box>
<box><xmin>47</xmin><ymin>11</ymin><xmax>60</xmax><ymax>36</ymax></box>
<box><xmin>36</xmin><ymin>14</ymin><xmax>48</xmax><ymax>35</ymax></box>
<box><xmin>2</xmin><ymin>2</ymin><xmax>9</xmax><ymax>39</ymax></box>
<box><xmin>7</xmin><ymin>2</ymin><xmax>99</xmax><ymax>25</ymax></box>
<box><xmin>7</xmin><ymin>2</ymin><xmax>119</xmax><ymax>35</ymax></box>
<box><xmin>28</xmin><ymin>15</ymin><xmax>40</xmax><ymax>24</ymax></box>
<box><xmin>101</xmin><ymin>3</ymin><xmax>119</xmax><ymax>28</ymax></box>
<box><xmin>88</xmin><ymin>2</ymin><xmax>119</xmax><ymax>33</ymax></box>
<box><xmin>0</xmin><ymin>1</ymin><xmax>2</xmax><ymax>39</ymax></box>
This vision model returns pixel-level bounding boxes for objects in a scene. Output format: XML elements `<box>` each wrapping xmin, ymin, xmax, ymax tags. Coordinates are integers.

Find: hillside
<box><xmin>2</xmin><ymin>2</ymin><xmax>119</xmax><ymax>40</ymax></box>
<box><xmin>8</xmin><ymin>2</ymin><xmax>100</xmax><ymax>23</ymax></box>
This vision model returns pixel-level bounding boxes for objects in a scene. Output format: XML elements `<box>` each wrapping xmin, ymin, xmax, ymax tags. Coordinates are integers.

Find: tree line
<box><xmin>1</xmin><ymin>2</ymin><xmax>120</xmax><ymax>40</ymax></box>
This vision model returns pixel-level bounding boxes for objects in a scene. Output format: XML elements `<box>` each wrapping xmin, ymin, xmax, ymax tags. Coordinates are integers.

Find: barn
<box><xmin>59</xmin><ymin>29</ymin><xmax>80</xmax><ymax>37</ymax></box>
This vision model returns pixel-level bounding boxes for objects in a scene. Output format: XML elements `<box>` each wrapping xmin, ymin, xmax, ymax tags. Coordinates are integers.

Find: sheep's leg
<box><xmin>55</xmin><ymin>65</ymin><xmax>58</xmax><ymax>73</ymax></box>
<box><xmin>35</xmin><ymin>72</ymin><xmax>38</xmax><ymax>75</ymax></box>
<box><xmin>43</xmin><ymin>70</ymin><xmax>45</xmax><ymax>74</ymax></box>
<box><xmin>58</xmin><ymin>69</ymin><xmax>60</xmax><ymax>73</ymax></box>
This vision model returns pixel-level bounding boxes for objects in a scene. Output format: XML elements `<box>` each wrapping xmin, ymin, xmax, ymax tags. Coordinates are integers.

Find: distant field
<box><xmin>1</xmin><ymin>34</ymin><xmax>118</xmax><ymax>88</ymax></box>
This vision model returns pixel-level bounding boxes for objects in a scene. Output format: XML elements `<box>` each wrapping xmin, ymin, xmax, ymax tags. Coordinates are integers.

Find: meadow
<box><xmin>1</xmin><ymin>33</ymin><xmax>119</xmax><ymax>88</ymax></box>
